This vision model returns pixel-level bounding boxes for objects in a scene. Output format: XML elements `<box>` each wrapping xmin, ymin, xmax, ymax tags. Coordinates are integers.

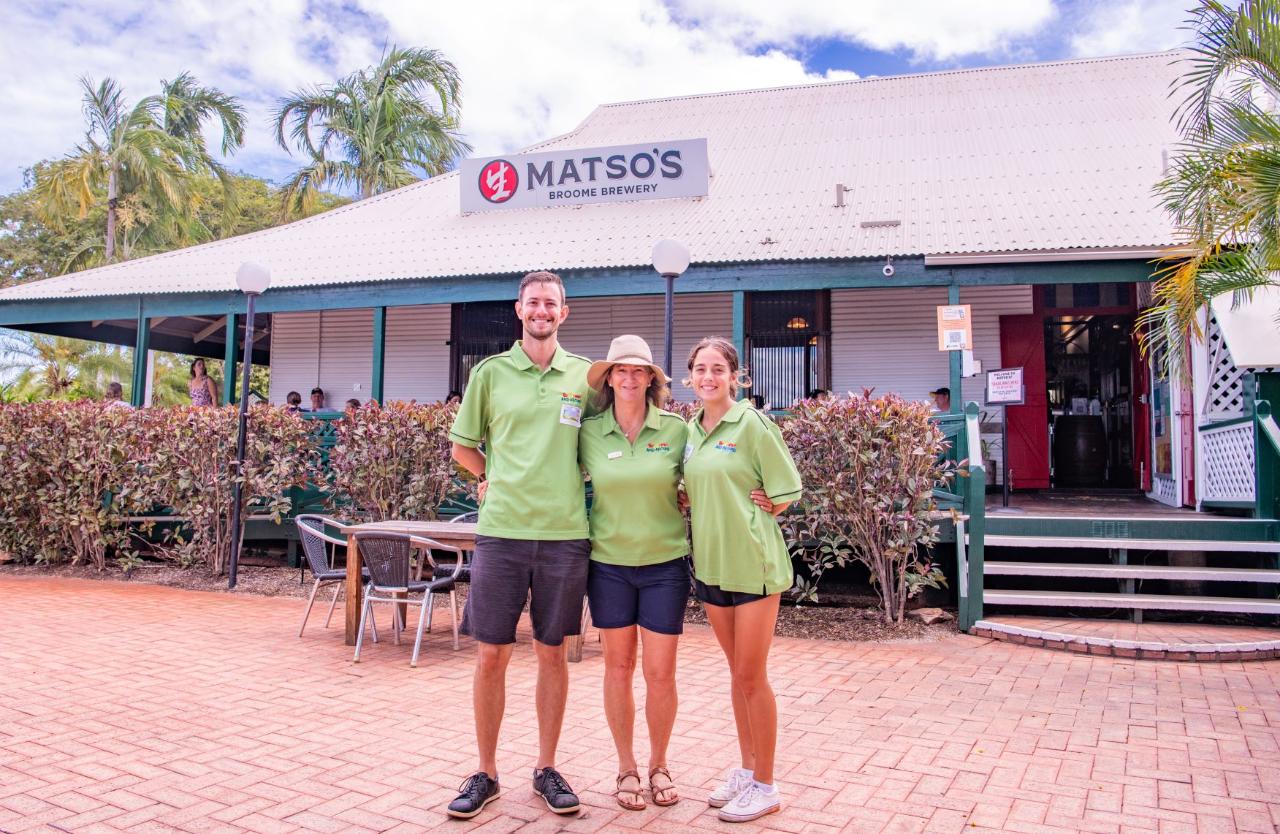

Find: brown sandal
<box><xmin>615</xmin><ymin>770</ymin><xmax>645</xmax><ymax>811</ymax></box>
<box><xmin>649</xmin><ymin>766</ymin><xmax>679</xmax><ymax>807</ymax></box>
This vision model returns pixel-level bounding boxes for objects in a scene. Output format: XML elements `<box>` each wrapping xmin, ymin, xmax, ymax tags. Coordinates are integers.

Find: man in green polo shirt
<box><xmin>445</xmin><ymin>270</ymin><xmax>594</xmax><ymax>820</ymax></box>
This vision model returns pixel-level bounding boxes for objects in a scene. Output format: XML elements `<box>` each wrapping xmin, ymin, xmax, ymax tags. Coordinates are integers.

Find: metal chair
<box><xmin>353</xmin><ymin>532</ymin><xmax>461</xmax><ymax>667</ymax></box>
<box><xmin>296</xmin><ymin>514</ymin><xmax>375</xmax><ymax>639</ymax></box>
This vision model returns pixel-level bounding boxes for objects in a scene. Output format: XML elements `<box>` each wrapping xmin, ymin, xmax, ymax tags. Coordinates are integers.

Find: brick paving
<box><xmin>975</xmin><ymin>616</ymin><xmax>1280</xmax><ymax>662</ymax></box>
<box><xmin>1</xmin><ymin>576</ymin><xmax>1279</xmax><ymax>834</ymax></box>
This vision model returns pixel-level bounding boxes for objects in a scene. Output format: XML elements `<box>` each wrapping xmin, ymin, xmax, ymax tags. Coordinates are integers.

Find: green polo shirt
<box><xmin>684</xmin><ymin>399</ymin><xmax>802</xmax><ymax>594</ymax></box>
<box><xmin>579</xmin><ymin>405</ymin><xmax>689</xmax><ymax>566</ymax></box>
<box><xmin>449</xmin><ymin>341</ymin><xmax>594</xmax><ymax>540</ymax></box>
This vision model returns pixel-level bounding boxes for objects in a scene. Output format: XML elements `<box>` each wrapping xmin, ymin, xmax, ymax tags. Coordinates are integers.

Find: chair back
<box><xmin>450</xmin><ymin>511</ymin><xmax>478</xmax><ymax>523</ymax></box>
<box><xmin>296</xmin><ymin>515</ymin><xmax>340</xmax><ymax>577</ymax></box>
<box><xmin>354</xmin><ymin>532</ymin><xmax>413</xmax><ymax>590</ymax></box>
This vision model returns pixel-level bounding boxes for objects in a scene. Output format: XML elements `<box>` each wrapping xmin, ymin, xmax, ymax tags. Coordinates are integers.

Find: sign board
<box><xmin>986</xmin><ymin>367</ymin><xmax>1025</xmax><ymax>405</ymax></box>
<box><xmin>936</xmin><ymin>304</ymin><xmax>972</xmax><ymax>351</ymax></box>
<box><xmin>460</xmin><ymin>138</ymin><xmax>709</xmax><ymax>213</ymax></box>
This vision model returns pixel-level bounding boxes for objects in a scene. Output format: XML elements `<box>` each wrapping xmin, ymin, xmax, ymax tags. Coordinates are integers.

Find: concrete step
<box><xmin>983</xmin><ymin>562</ymin><xmax>1280</xmax><ymax>582</ymax></box>
<box><xmin>978</xmin><ymin>534</ymin><xmax>1280</xmax><ymax>552</ymax></box>
<box><xmin>982</xmin><ymin>589</ymin><xmax>1280</xmax><ymax>614</ymax></box>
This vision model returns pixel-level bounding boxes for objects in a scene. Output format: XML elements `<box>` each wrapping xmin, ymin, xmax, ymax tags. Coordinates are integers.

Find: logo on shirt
<box><xmin>560</xmin><ymin>392</ymin><xmax>583</xmax><ymax>405</ymax></box>
<box><xmin>645</xmin><ymin>442</ymin><xmax>671</xmax><ymax>454</ymax></box>
<box><xmin>713</xmin><ymin>441</ymin><xmax>738</xmax><ymax>454</ymax></box>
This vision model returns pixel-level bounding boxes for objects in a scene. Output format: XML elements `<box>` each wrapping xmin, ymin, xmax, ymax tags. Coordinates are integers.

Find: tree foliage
<box><xmin>1143</xmin><ymin>0</ymin><xmax>1280</xmax><ymax>372</ymax></box>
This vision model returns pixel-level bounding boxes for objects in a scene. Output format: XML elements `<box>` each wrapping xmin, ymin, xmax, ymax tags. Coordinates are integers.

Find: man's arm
<box><xmin>451</xmin><ymin>443</ymin><xmax>486</xmax><ymax>479</ymax></box>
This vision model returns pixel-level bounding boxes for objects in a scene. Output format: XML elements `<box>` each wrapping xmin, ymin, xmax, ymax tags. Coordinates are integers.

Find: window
<box><xmin>450</xmin><ymin>301</ymin><xmax>521</xmax><ymax>392</ymax></box>
<box><xmin>746</xmin><ymin>290</ymin><xmax>830</xmax><ymax>408</ymax></box>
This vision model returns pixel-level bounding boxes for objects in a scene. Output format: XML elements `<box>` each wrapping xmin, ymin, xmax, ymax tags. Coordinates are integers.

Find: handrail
<box><xmin>1258</xmin><ymin>400</ymin><xmax>1280</xmax><ymax>456</ymax></box>
<box><xmin>959</xmin><ymin>402</ymin><xmax>986</xmax><ymax>631</ymax></box>
<box><xmin>1256</xmin><ymin>399</ymin><xmax>1279</xmax><ymax>521</ymax></box>
<box><xmin>1200</xmin><ymin>413</ymin><xmax>1256</xmax><ymax>431</ymax></box>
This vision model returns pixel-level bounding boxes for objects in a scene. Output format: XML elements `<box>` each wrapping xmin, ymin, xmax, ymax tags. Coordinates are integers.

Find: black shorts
<box><xmin>587</xmin><ymin>557</ymin><xmax>690</xmax><ymax>635</ymax></box>
<box><xmin>694</xmin><ymin>577</ymin><xmax>769</xmax><ymax>607</ymax></box>
<box><xmin>460</xmin><ymin>535</ymin><xmax>590</xmax><ymax>646</ymax></box>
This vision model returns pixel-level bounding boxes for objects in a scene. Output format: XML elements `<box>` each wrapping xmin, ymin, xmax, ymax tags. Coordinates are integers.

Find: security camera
<box><xmin>882</xmin><ymin>262</ymin><xmax>895</xmax><ymax>277</ymax></box>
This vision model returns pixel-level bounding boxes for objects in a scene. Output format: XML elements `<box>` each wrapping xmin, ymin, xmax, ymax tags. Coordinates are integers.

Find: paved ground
<box><xmin>1</xmin><ymin>577</ymin><xmax>1279</xmax><ymax>834</ymax></box>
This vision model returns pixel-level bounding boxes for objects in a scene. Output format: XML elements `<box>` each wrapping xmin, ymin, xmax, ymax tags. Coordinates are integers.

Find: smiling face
<box><xmin>515</xmin><ymin>280</ymin><xmax>569</xmax><ymax>343</ymax></box>
<box><xmin>690</xmin><ymin>345</ymin><xmax>735</xmax><ymax>406</ymax></box>
<box><xmin>608</xmin><ymin>363</ymin><xmax>654</xmax><ymax>406</ymax></box>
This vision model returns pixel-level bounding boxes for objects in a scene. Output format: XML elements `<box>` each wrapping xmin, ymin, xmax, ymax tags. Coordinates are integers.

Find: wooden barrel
<box><xmin>1053</xmin><ymin>415</ymin><xmax>1107</xmax><ymax>487</ymax></box>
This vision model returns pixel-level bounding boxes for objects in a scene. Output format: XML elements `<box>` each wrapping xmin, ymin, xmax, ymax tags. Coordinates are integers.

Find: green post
<box><xmin>130</xmin><ymin>304</ymin><xmax>150</xmax><ymax>407</ymax></box>
<box><xmin>1255</xmin><ymin>381</ymin><xmax>1279</xmax><ymax>521</ymax></box>
<box><xmin>732</xmin><ymin>291</ymin><xmax>746</xmax><ymax>401</ymax></box>
<box><xmin>371</xmin><ymin>306</ymin><xmax>387</xmax><ymax>404</ymax></box>
<box><xmin>948</xmin><ymin>284</ymin><xmax>962</xmax><ymax>414</ymax></box>
<box><xmin>222</xmin><ymin>313</ymin><xmax>238</xmax><ymax>405</ymax></box>
<box><xmin>964</xmin><ymin>401</ymin><xmax>986</xmax><ymax>629</ymax></box>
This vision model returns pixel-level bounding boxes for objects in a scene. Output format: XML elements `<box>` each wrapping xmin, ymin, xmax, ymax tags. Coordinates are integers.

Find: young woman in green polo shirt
<box><xmin>682</xmin><ymin>336</ymin><xmax>802</xmax><ymax>824</ymax></box>
<box><xmin>578</xmin><ymin>335</ymin><xmax>690</xmax><ymax>812</ymax></box>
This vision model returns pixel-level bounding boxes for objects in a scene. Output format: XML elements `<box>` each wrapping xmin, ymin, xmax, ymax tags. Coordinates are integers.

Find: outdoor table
<box><xmin>335</xmin><ymin>520</ymin><xmax>478</xmax><ymax>646</ymax></box>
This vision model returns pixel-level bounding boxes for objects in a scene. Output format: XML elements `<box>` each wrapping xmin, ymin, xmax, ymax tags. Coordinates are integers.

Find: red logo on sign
<box><xmin>478</xmin><ymin>159</ymin><xmax>517</xmax><ymax>203</ymax></box>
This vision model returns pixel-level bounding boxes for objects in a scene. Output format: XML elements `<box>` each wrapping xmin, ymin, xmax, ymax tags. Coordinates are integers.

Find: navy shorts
<box><xmin>587</xmin><ymin>557</ymin><xmax>691</xmax><ymax>635</ymax></box>
<box><xmin>461</xmin><ymin>535</ymin><xmax>590</xmax><ymax>646</ymax></box>
<box><xmin>694</xmin><ymin>577</ymin><xmax>768</xmax><ymax>607</ymax></box>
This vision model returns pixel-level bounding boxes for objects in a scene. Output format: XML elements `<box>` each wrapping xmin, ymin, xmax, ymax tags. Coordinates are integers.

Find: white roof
<box><xmin>0</xmin><ymin>50</ymin><xmax>1186</xmax><ymax>302</ymax></box>
<box><xmin>1212</xmin><ymin>286</ymin><xmax>1280</xmax><ymax>369</ymax></box>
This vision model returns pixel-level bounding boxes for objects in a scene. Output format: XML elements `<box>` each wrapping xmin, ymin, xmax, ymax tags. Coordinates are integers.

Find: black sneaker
<box><xmin>446</xmin><ymin>772</ymin><xmax>500</xmax><ymax>819</ymax></box>
<box><xmin>533</xmin><ymin>767</ymin><xmax>581</xmax><ymax>814</ymax></box>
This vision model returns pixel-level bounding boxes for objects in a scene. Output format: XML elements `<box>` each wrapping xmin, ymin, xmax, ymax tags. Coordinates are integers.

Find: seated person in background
<box><xmin>345</xmin><ymin>398</ymin><xmax>361</xmax><ymax>414</ymax></box>
<box><xmin>284</xmin><ymin>391</ymin><xmax>303</xmax><ymax>413</ymax></box>
<box><xmin>806</xmin><ymin>388</ymin><xmax>830</xmax><ymax>401</ymax></box>
<box><xmin>446</xmin><ymin>390</ymin><xmax>463</xmax><ymax>405</ymax></box>
<box><xmin>929</xmin><ymin>386</ymin><xmax>950</xmax><ymax>413</ymax></box>
<box><xmin>309</xmin><ymin>387</ymin><xmax>327</xmax><ymax>412</ymax></box>
<box><xmin>105</xmin><ymin>381</ymin><xmax>132</xmax><ymax>408</ymax></box>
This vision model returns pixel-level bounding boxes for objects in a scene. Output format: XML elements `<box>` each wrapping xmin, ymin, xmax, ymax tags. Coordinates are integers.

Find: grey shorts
<box><xmin>460</xmin><ymin>535</ymin><xmax>591</xmax><ymax>646</ymax></box>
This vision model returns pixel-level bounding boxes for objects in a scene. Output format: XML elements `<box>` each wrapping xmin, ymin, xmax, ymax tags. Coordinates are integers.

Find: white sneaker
<box><xmin>707</xmin><ymin>768</ymin><xmax>753</xmax><ymax>808</ymax></box>
<box><xmin>717</xmin><ymin>781</ymin><xmax>781</xmax><ymax>823</ymax></box>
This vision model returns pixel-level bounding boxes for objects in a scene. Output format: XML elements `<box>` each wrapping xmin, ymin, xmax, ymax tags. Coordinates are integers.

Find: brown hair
<box><xmin>594</xmin><ymin>365</ymin><xmax>670</xmax><ymax>411</ymax></box>
<box><xmin>518</xmin><ymin>270</ymin><xmax>566</xmax><ymax>304</ymax></box>
<box><xmin>684</xmin><ymin>336</ymin><xmax>752</xmax><ymax>396</ymax></box>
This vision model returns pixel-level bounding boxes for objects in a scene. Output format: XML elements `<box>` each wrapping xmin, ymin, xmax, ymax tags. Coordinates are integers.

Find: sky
<box><xmin>0</xmin><ymin>0</ymin><xmax>1194</xmax><ymax>195</ymax></box>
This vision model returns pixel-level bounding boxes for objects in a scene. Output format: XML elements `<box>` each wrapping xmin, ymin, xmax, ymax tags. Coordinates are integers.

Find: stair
<box><xmin>968</xmin><ymin>514</ymin><xmax>1280</xmax><ymax>622</ymax></box>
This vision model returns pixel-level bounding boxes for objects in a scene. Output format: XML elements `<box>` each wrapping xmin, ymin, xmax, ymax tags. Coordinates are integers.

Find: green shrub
<box><xmin>778</xmin><ymin>390</ymin><xmax>959</xmax><ymax>622</ymax></box>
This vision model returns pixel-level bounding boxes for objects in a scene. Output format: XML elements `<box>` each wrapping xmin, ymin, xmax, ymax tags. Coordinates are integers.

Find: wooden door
<box><xmin>1130</xmin><ymin>342</ymin><xmax>1152</xmax><ymax>491</ymax></box>
<box><xmin>999</xmin><ymin>314</ymin><xmax>1050</xmax><ymax>489</ymax></box>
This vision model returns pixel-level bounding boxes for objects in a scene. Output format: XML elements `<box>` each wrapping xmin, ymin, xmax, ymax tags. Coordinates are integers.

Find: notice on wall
<box><xmin>460</xmin><ymin>138</ymin><xmax>710</xmax><ymax>213</ymax></box>
<box><xmin>936</xmin><ymin>304</ymin><xmax>972</xmax><ymax>351</ymax></box>
<box><xmin>986</xmin><ymin>367</ymin><xmax>1025</xmax><ymax>405</ymax></box>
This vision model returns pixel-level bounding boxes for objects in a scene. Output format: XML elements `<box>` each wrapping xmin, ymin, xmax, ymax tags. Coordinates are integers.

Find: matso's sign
<box><xmin>460</xmin><ymin>138</ymin><xmax>709</xmax><ymax>213</ymax></box>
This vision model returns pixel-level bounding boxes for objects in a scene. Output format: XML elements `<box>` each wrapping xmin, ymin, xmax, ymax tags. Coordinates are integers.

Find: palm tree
<box><xmin>273</xmin><ymin>46</ymin><xmax>471</xmax><ymax>213</ymax></box>
<box><xmin>35</xmin><ymin>74</ymin><xmax>245</xmax><ymax>263</ymax></box>
<box><xmin>0</xmin><ymin>330</ymin><xmax>131</xmax><ymax>400</ymax></box>
<box><xmin>1142</xmin><ymin>0</ymin><xmax>1280</xmax><ymax>372</ymax></box>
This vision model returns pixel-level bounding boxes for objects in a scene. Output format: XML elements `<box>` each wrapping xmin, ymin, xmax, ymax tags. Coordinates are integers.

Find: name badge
<box><xmin>607</xmin><ymin>451</ymin><xmax>623</xmax><ymax>460</ymax></box>
<box><xmin>559</xmin><ymin>404</ymin><xmax>582</xmax><ymax>427</ymax></box>
<box><xmin>683</xmin><ymin>443</ymin><xmax>694</xmax><ymax>463</ymax></box>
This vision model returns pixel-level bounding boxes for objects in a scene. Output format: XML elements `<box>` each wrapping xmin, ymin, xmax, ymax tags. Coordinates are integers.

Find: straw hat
<box><xmin>587</xmin><ymin>335</ymin><xmax>670</xmax><ymax>390</ymax></box>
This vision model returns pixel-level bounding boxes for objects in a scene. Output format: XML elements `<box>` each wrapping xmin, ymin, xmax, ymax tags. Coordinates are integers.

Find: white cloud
<box><xmin>1</xmin><ymin>0</ymin><xmax>1163</xmax><ymax>198</ymax></box>
<box><xmin>1069</xmin><ymin>0</ymin><xmax>1190</xmax><ymax>57</ymax></box>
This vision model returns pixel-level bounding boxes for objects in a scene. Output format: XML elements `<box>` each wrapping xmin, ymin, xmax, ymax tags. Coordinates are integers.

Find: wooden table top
<box><xmin>335</xmin><ymin>519</ymin><xmax>478</xmax><ymax>547</ymax></box>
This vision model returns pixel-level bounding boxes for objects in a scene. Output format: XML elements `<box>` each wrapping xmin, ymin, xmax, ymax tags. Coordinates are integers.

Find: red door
<box><xmin>999</xmin><ymin>315</ymin><xmax>1050</xmax><ymax>489</ymax></box>
<box><xmin>1179</xmin><ymin>371</ymin><xmax>1196</xmax><ymax>506</ymax></box>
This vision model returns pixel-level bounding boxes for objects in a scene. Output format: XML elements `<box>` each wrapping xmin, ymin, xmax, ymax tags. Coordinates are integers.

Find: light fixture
<box><xmin>228</xmin><ymin>261</ymin><xmax>271</xmax><ymax>590</ymax></box>
<box><xmin>787</xmin><ymin>316</ymin><xmax>809</xmax><ymax>330</ymax></box>
<box><xmin>235</xmin><ymin>261</ymin><xmax>271</xmax><ymax>295</ymax></box>
<box><xmin>651</xmin><ymin>240</ymin><xmax>691</xmax><ymax>379</ymax></box>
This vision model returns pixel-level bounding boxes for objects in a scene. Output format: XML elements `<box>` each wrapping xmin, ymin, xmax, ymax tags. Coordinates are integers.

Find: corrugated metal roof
<box><xmin>0</xmin><ymin>50</ymin><xmax>1186</xmax><ymax>302</ymax></box>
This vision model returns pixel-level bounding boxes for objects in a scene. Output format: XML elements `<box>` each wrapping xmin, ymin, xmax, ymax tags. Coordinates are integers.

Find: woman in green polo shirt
<box><xmin>682</xmin><ymin>336</ymin><xmax>802</xmax><ymax>824</ymax></box>
<box><xmin>578</xmin><ymin>335</ymin><xmax>690</xmax><ymax>812</ymax></box>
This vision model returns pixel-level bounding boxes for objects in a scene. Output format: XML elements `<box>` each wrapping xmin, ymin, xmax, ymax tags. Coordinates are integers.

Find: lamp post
<box><xmin>227</xmin><ymin>261</ymin><xmax>271</xmax><ymax>589</ymax></box>
<box><xmin>651</xmin><ymin>239</ymin><xmax>690</xmax><ymax>378</ymax></box>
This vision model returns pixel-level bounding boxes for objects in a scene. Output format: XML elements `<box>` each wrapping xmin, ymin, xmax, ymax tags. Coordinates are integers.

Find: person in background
<box><xmin>345</xmin><ymin>398</ymin><xmax>361</xmax><ymax>413</ymax></box>
<box><xmin>447</xmin><ymin>390</ymin><xmax>463</xmax><ymax>405</ymax></box>
<box><xmin>104</xmin><ymin>381</ymin><xmax>132</xmax><ymax>408</ymax></box>
<box><xmin>189</xmin><ymin>359</ymin><xmax>218</xmax><ymax>407</ymax></box>
<box><xmin>805</xmin><ymin>388</ymin><xmax>830</xmax><ymax>401</ymax></box>
<box><xmin>929</xmin><ymin>386</ymin><xmax>950</xmax><ymax>412</ymax></box>
<box><xmin>284</xmin><ymin>391</ymin><xmax>303</xmax><ymax>413</ymax></box>
<box><xmin>309</xmin><ymin>387</ymin><xmax>327</xmax><ymax>412</ymax></box>
<box><xmin>682</xmin><ymin>336</ymin><xmax>802</xmax><ymax>823</ymax></box>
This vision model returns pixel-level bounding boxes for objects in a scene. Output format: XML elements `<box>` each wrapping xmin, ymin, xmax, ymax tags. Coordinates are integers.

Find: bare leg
<box><xmin>639</xmin><ymin>628</ymin><xmax>680</xmax><ymax>769</ymax></box>
<box><xmin>533</xmin><ymin>639</ymin><xmax>569</xmax><ymax>770</ymax></box>
<box><xmin>730</xmin><ymin>595</ymin><xmax>781</xmax><ymax>784</ymax></box>
<box><xmin>600</xmin><ymin>626</ymin><xmax>639</xmax><ymax>774</ymax></box>
<box><xmin>705</xmin><ymin>603</ymin><xmax>753</xmax><ymax>772</ymax></box>
<box><xmin>474</xmin><ymin>641</ymin><xmax>514</xmax><ymax>778</ymax></box>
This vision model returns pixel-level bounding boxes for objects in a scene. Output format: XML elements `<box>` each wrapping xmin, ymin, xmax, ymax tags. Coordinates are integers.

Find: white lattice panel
<box><xmin>1204</xmin><ymin>314</ymin><xmax>1247</xmax><ymax>419</ymax></box>
<box><xmin>1200</xmin><ymin>422</ymin><xmax>1256</xmax><ymax>503</ymax></box>
<box><xmin>1151</xmin><ymin>476</ymin><xmax>1177</xmax><ymax>505</ymax></box>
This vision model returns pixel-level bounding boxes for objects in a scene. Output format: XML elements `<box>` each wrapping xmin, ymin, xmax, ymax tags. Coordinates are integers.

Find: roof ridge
<box><xmin>592</xmin><ymin>48</ymin><xmax>1189</xmax><ymax>111</ymax></box>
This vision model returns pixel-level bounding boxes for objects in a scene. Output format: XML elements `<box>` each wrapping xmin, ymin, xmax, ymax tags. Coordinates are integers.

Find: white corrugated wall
<box><xmin>269</xmin><ymin>309</ymin><xmax>372</xmax><ymax>407</ymax></box>
<box><xmin>384</xmin><ymin>305</ymin><xmax>451</xmax><ymax>402</ymax></box>
<box><xmin>268</xmin><ymin>311</ymin><xmax>320</xmax><ymax>404</ymax></box>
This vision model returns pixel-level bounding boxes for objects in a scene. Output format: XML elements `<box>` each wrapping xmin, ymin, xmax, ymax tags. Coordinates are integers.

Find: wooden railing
<box><xmin>927</xmin><ymin>404</ymin><xmax>985</xmax><ymax>631</ymax></box>
<box><xmin>1256</xmin><ymin>400</ymin><xmax>1280</xmax><ymax>521</ymax></box>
